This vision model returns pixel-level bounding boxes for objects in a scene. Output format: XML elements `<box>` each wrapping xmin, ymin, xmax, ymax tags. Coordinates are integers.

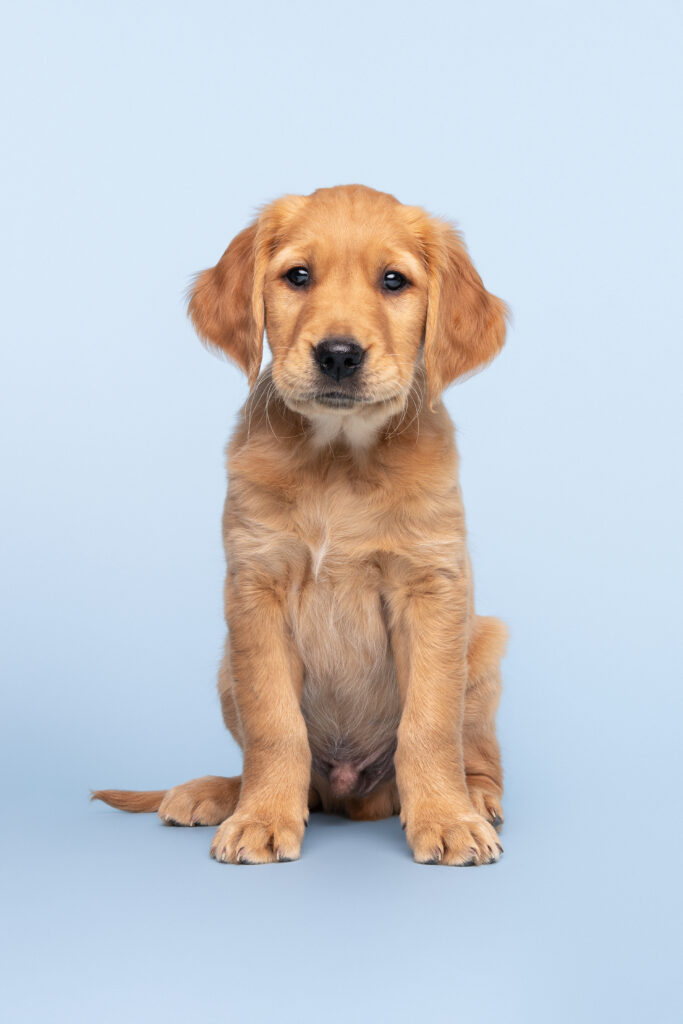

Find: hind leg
<box><xmin>464</xmin><ymin>615</ymin><xmax>507</xmax><ymax>830</ymax></box>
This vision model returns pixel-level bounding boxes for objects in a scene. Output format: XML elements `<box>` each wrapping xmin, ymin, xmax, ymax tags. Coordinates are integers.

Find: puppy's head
<box><xmin>188</xmin><ymin>185</ymin><xmax>507</xmax><ymax>415</ymax></box>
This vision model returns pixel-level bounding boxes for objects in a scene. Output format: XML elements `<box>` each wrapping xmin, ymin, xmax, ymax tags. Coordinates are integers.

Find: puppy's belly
<box><xmin>291</xmin><ymin>576</ymin><xmax>400</xmax><ymax>799</ymax></box>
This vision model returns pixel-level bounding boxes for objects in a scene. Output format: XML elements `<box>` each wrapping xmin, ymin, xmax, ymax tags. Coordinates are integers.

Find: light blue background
<box><xmin>1</xmin><ymin>1</ymin><xmax>681</xmax><ymax>1021</ymax></box>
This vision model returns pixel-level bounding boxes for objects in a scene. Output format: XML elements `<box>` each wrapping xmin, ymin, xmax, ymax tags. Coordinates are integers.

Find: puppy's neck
<box><xmin>306</xmin><ymin>402</ymin><xmax>401</xmax><ymax>452</ymax></box>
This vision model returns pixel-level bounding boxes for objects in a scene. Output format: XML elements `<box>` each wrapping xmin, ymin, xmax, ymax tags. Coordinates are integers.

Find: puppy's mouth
<box><xmin>274</xmin><ymin>378</ymin><xmax>409</xmax><ymax>416</ymax></box>
<box><xmin>311</xmin><ymin>391</ymin><xmax>373</xmax><ymax>409</ymax></box>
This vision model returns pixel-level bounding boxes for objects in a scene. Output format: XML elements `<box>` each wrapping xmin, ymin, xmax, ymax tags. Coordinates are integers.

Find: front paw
<box><xmin>404</xmin><ymin>810</ymin><xmax>503</xmax><ymax>866</ymax></box>
<box><xmin>210</xmin><ymin>808</ymin><xmax>307</xmax><ymax>865</ymax></box>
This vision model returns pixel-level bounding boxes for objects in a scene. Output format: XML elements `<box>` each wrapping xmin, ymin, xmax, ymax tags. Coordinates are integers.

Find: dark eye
<box><xmin>285</xmin><ymin>266</ymin><xmax>310</xmax><ymax>287</ymax></box>
<box><xmin>383</xmin><ymin>270</ymin><xmax>408</xmax><ymax>292</ymax></box>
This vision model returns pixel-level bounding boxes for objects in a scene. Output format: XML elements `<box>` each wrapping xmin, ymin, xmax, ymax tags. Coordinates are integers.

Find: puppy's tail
<box><xmin>90</xmin><ymin>788</ymin><xmax>166</xmax><ymax>813</ymax></box>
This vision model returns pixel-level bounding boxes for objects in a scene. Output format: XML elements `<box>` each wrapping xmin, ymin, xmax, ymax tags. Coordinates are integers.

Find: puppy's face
<box><xmin>262</xmin><ymin>189</ymin><xmax>429</xmax><ymax>417</ymax></box>
<box><xmin>189</xmin><ymin>185</ymin><xmax>507</xmax><ymax>417</ymax></box>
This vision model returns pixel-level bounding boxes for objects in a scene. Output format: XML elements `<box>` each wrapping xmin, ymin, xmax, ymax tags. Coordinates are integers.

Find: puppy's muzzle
<box><xmin>313</xmin><ymin>337</ymin><xmax>365</xmax><ymax>382</ymax></box>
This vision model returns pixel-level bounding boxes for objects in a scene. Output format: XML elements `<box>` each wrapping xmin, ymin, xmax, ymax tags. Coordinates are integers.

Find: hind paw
<box><xmin>158</xmin><ymin>775</ymin><xmax>241</xmax><ymax>826</ymax></box>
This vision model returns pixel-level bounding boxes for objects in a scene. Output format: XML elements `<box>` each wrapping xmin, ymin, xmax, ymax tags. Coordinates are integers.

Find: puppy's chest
<box><xmin>292</xmin><ymin>484</ymin><xmax>382</xmax><ymax>569</ymax></box>
<box><xmin>286</xmin><ymin>487</ymin><xmax>392</xmax><ymax>685</ymax></box>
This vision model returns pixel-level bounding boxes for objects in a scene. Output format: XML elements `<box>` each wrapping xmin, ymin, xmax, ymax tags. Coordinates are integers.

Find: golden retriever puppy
<box><xmin>93</xmin><ymin>184</ymin><xmax>508</xmax><ymax>866</ymax></box>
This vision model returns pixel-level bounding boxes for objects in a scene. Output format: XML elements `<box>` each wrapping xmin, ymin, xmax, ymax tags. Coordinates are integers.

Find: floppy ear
<box><xmin>187</xmin><ymin>221</ymin><xmax>264</xmax><ymax>387</ymax></box>
<box><xmin>423</xmin><ymin>221</ymin><xmax>508</xmax><ymax>406</ymax></box>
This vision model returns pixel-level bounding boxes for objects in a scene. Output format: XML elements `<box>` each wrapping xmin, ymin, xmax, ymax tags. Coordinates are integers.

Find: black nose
<box><xmin>313</xmin><ymin>337</ymin><xmax>365</xmax><ymax>382</ymax></box>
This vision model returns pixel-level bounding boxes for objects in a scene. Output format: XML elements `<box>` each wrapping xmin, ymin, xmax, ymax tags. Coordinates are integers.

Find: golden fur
<box><xmin>93</xmin><ymin>184</ymin><xmax>509</xmax><ymax>866</ymax></box>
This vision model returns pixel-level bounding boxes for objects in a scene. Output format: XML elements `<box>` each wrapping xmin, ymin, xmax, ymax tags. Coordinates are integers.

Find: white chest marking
<box><xmin>310</xmin><ymin>534</ymin><xmax>329</xmax><ymax>580</ymax></box>
<box><xmin>308</xmin><ymin>406</ymin><xmax>393</xmax><ymax>451</ymax></box>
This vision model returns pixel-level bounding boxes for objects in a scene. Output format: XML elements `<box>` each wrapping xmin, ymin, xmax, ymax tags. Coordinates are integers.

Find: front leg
<box><xmin>387</xmin><ymin>567</ymin><xmax>502</xmax><ymax>866</ymax></box>
<box><xmin>211</xmin><ymin>571</ymin><xmax>311</xmax><ymax>864</ymax></box>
